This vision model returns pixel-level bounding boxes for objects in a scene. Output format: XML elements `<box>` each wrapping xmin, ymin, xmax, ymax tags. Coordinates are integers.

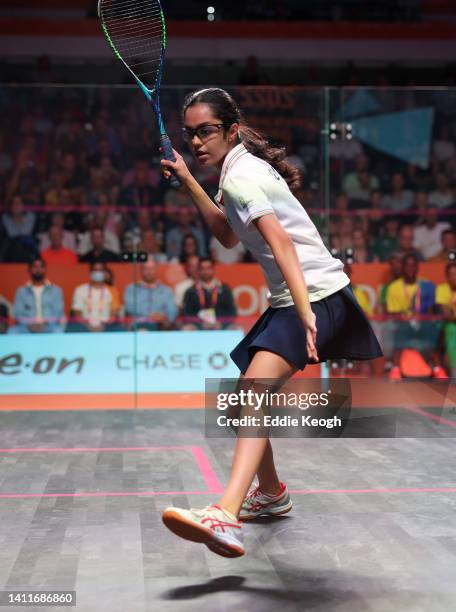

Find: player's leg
<box><xmin>217</xmin><ymin>349</ymin><xmax>297</xmax><ymax>518</ymax></box>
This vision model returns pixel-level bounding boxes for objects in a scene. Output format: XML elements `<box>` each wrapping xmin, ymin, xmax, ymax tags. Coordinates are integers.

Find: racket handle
<box><xmin>160</xmin><ymin>135</ymin><xmax>182</xmax><ymax>189</ymax></box>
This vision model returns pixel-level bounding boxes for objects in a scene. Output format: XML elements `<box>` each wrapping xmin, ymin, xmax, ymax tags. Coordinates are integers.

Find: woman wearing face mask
<box><xmin>70</xmin><ymin>262</ymin><xmax>113</xmax><ymax>332</ymax></box>
<box><xmin>161</xmin><ymin>88</ymin><xmax>383</xmax><ymax>558</ymax></box>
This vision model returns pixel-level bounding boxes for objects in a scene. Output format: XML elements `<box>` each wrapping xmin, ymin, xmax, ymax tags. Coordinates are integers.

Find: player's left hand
<box><xmin>301</xmin><ymin>309</ymin><xmax>318</xmax><ymax>362</ymax></box>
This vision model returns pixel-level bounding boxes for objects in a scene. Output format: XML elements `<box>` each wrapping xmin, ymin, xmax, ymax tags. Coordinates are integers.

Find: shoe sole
<box><xmin>162</xmin><ymin>509</ymin><xmax>244</xmax><ymax>558</ymax></box>
<box><xmin>239</xmin><ymin>503</ymin><xmax>293</xmax><ymax>521</ymax></box>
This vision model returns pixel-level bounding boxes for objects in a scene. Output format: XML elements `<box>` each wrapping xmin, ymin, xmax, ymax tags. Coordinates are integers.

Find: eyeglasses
<box><xmin>181</xmin><ymin>123</ymin><xmax>225</xmax><ymax>143</ymax></box>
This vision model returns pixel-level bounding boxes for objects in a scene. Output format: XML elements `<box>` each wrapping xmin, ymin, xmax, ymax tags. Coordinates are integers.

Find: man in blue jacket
<box><xmin>8</xmin><ymin>258</ymin><xmax>65</xmax><ymax>334</ymax></box>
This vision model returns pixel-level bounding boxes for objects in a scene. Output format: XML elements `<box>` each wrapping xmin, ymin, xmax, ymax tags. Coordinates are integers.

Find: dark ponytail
<box><xmin>183</xmin><ymin>88</ymin><xmax>301</xmax><ymax>192</ymax></box>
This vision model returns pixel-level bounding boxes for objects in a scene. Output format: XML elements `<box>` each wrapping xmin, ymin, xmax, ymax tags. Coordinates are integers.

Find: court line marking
<box><xmin>0</xmin><ymin>445</ymin><xmax>224</xmax><ymax>497</ymax></box>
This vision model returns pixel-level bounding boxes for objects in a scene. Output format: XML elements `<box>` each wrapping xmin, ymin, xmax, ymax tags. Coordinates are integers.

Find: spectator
<box><xmin>174</xmin><ymin>233</ymin><xmax>201</xmax><ymax>264</ymax></box>
<box><xmin>350</xmin><ymin>228</ymin><xmax>377</xmax><ymax>263</ymax></box>
<box><xmin>1</xmin><ymin>194</ymin><xmax>36</xmax><ymax>238</ymax></box>
<box><xmin>138</xmin><ymin>228</ymin><xmax>167</xmax><ymax>263</ymax></box>
<box><xmin>385</xmin><ymin>254</ymin><xmax>443</xmax><ymax>379</ymax></box>
<box><xmin>124</xmin><ymin>256</ymin><xmax>177</xmax><ymax>331</ymax></box>
<box><xmin>103</xmin><ymin>266</ymin><xmax>122</xmax><ymax>319</ymax></box>
<box><xmin>372</xmin><ymin>215</ymin><xmax>400</xmax><ymax>262</ymax></box>
<box><xmin>59</xmin><ymin>152</ymin><xmax>87</xmax><ymax>201</ymax></box>
<box><xmin>429</xmin><ymin>173</ymin><xmax>453</xmax><ymax>209</ymax></box>
<box><xmin>181</xmin><ymin>258</ymin><xmax>238</xmax><ymax>330</ymax></box>
<box><xmin>8</xmin><ymin>258</ymin><xmax>65</xmax><ymax>334</ymax></box>
<box><xmin>165</xmin><ymin>208</ymin><xmax>207</xmax><ymax>260</ymax></box>
<box><xmin>436</xmin><ymin>262</ymin><xmax>456</xmax><ymax>378</ymax></box>
<box><xmin>41</xmin><ymin>225</ymin><xmax>78</xmax><ymax>266</ymax></box>
<box><xmin>79</xmin><ymin>227</ymin><xmax>120</xmax><ymax>263</ymax></box>
<box><xmin>39</xmin><ymin>212</ymin><xmax>77</xmax><ymax>252</ymax></box>
<box><xmin>382</xmin><ymin>172</ymin><xmax>414</xmax><ymax>212</ymax></box>
<box><xmin>0</xmin><ymin>294</ymin><xmax>11</xmax><ymax>334</ymax></box>
<box><xmin>397</xmin><ymin>224</ymin><xmax>424</xmax><ymax>262</ymax></box>
<box><xmin>429</xmin><ymin>229</ymin><xmax>456</xmax><ymax>262</ymax></box>
<box><xmin>378</xmin><ymin>252</ymin><xmax>403</xmax><ymax>315</ymax></box>
<box><xmin>70</xmin><ymin>262</ymin><xmax>116</xmax><ymax>332</ymax></box>
<box><xmin>119</xmin><ymin>159</ymin><xmax>162</xmax><ymax>208</ymax></box>
<box><xmin>342</xmin><ymin>154</ymin><xmax>379</xmax><ymax>205</ymax></box>
<box><xmin>413</xmin><ymin>205</ymin><xmax>451</xmax><ymax>260</ymax></box>
<box><xmin>174</xmin><ymin>254</ymin><xmax>200</xmax><ymax>312</ymax></box>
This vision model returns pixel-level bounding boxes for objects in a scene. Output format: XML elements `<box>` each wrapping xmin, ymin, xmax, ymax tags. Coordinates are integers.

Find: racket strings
<box><xmin>100</xmin><ymin>0</ymin><xmax>165</xmax><ymax>88</ymax></box>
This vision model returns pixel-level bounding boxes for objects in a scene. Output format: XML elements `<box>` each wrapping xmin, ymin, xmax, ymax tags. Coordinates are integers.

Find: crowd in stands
<box><xmin>1</xmin><ymin>86</ymin><xmax>456</xmax><ymax>376</ymax></box>
<box><xmin>3</xmin><ymin>255</ymin><xmax>239</xmax><ymax>336</ymax></box>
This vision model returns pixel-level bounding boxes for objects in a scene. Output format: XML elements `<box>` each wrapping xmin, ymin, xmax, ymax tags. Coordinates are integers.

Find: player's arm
<box><xmin>161</xmin><ymin>152</ymin><xmax>239</xmax><ymax>249</ymax></box>
<box><xmin>253</xmin><ymin>213</ymin><xmax>318</xmax><ymax>362</ymax></box>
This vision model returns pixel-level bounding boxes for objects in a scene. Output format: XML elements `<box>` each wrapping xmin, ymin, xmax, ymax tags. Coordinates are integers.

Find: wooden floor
<box><xmin>0</xmin><ymin>408</ymin><xmax>456</xmax><ymax>611</ymax></box>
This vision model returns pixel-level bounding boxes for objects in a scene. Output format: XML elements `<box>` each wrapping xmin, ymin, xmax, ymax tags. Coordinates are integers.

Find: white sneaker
<box><xmin>239</xmin><ymin>481</ymin><xmax>292</xmax><ymax>521</ymax></box>
<box><xmin>162</xmin><ymin>503</ymin><xmax>244</xmax><ymax>558</ymax></box>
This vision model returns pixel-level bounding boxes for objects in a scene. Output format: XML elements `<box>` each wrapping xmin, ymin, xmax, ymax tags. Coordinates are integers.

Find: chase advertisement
<box><xmin>0</xmin><ymin>331</ymin><xmax>244</xmax><ymax>394</ymax></box>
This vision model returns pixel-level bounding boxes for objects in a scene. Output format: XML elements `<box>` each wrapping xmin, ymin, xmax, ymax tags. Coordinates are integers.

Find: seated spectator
<box><xmin>119</xmin><ymin>159</ymin><xmax>162</xmax><ymax>209</ymax></box>
<box><xmin>8</xmin><ymin>258</ymin><xmax>65</xmax><ymax>333</ymax></box>
<box><xmin>378</xmin><ymin>253</ymin><xmax>403</xmax><ymax>315</ymax></box>
<box><xmin>372</xmin><ymin>215</ymin><xmax>400</xmax><ymax>262</ymax></box>
<box><xmin>429</xmin><ymin>229</ymin><xmax>456</xmax><ymax>262</ymax></box>
<box><xmin>0</xmin><ymin>294</ymin><xmax>11</xmax><ymax>334</ymax></box>
<box><xmin>41</xmin><ymin>225</ymin><xmax>78</xmax><ymax>266</ymax></box>
<box><xmin>350</xmin><ymin>228</ymin><xmax>377</xmax><ymax>263</ymax></box>
<box><xmin>385</xmin><ymin>254</ymin><xmax>444</xmax><ymax>379</ymax></box>
<box><xmin>210</xmin><ymin>234</ymin><xmax>246</xmax><ymax>264</ymax></box>
<box><xmin>172</xmin><ymin>233</ymin><xmax>202</xmax><ymax>264</ymax></box>
<box><xmin>138</xmin><ymin>228</ymin><xmax>167</xmax><ymax>263</ymax></box>
<box><xmin>104</xmin><ymin>266</ymin><xmax>122</xmax><ymax>321</ymax></box>
<box><xmin>1</xmin><ymin>194</ymin><xmax>36</xmax><ymax>238</ymax></box>
<box><xmin>124</xmin><ymin>256</ymin><xmax>177</xmax><ymax>331</ymax></box>
<box><xmin>436</xmin><ymin>262</ymin><xmax>456</xmax><ymax>378</ymax></box>
<box><xmin>124</xmin><ymin>208</ymin><xmax>164</xmax><ymax>251</ymax></box>
<box><xmin>382</xmin><ymin>172</ymin><xmax>414</xmax><ymax>213</ymax></box>
<box><xmin>413</xmin><ymin>205</ymin><xmax>451</xmax><ymax>260</ymax></box>
<box><xmin>429</xmin><ymin>173</ymin><xmax>453</xmax><ymax>209</ymax></box>
<box><xmin>59</xmin><ymin>151</ymin><xmax>87</xmax><ymax>203</ymax></box>
<box><xmin>342</xmin><ymin>154</ymin><xmax>379</xmax><ymax>205</ymax></box>
<box><xmin>69</xmin><ymin>262</ymin><xmax>117</xmax><ymax>332</ymax></box>
<box><xmin>79</xmin><ymin>227</ymin><xmax>120</xmax><ymax>263</ymax></box>
<box><xmin>397</xmin><ymin>224</ymin><xmax>424</xmax><ymax>262</ymax></box>
<box><xmin>181</xmin><ymin>258</ymin><xmax>238</xmax><ymax>330</ymax></box>
<box><xmin>39</xmin><ymin>212</ymin><xmax>77</xmax><ymax>252</ymax></box>
<box><xmin>165</xmin><ymin>208</ymin><xmax>207</xmax><ymax>260</ymax></box>
<box><xmin>174</xmin><ymin>254</ymin><xmax>200</xmax><ymax>312</ymax></box>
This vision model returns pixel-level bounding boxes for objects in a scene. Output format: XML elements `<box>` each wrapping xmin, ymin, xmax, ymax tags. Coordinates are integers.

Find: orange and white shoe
<box><xmin>162</xmin><ymin>504</ymin><xmax>244</xmax><ymax>558</ymax></box>
<box><xmin>433</xmin><ymin>365</ymin><xmax>448</xmax><ymax>379</ymax></box>
<box><xmin>389</xmin><ymin>366</ymin><xmax>402</xmax><ymax>380</ymax></box>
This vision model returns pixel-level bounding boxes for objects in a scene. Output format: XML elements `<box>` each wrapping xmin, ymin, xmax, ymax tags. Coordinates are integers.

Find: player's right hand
<box><xmin>161</xmin><ymin>148</ymin><xmax>193</xmax><ymax>186</ymax></box>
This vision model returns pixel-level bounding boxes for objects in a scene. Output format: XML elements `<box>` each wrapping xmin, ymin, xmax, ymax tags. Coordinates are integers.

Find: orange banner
<box><xmin>0</xmin><ymin>262</ymin><xmax>449</xmax><ymax>318</ymax></box>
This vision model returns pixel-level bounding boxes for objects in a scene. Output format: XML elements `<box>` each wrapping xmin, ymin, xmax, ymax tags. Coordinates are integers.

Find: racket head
<box><xmin>98</xmin><ymin>0</ymin><xmax>167</xmax><ymax>96</ymax></box>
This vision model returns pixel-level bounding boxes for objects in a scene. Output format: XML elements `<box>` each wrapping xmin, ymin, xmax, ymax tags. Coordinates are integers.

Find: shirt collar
<box><xmin>218</xmin><ymin>143</ymin><xmax>249</xmax><ymax>193</ymax></box>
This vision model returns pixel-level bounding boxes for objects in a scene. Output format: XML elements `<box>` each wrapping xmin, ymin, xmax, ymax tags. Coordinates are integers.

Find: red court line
<box><xmin>190</xmin><ymin>446</ymin><xmax>224</xmax><ymax>494</ymax></box>
<box><xmin>0</xmin><ymin>486</ymin><xmax>455</xmax><ymax>500</ymax></box>
<box><xmin>403</xmin><ymin>405</ymin><xmax>456</xmax><ymax>428</ymax></box>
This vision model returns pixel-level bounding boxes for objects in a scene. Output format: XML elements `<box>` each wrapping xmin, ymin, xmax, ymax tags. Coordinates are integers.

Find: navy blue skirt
<box><xmin>230</xmin><ymin>284</ymin><xmax>383</xmax><ymax>374</ymax></box>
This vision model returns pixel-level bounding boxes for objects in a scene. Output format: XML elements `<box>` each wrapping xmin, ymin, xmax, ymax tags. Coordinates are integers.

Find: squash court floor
<box><xmin>0</xmin><ymin>408</ymin><xmax>456</xmax><ymax>612</ymax></box>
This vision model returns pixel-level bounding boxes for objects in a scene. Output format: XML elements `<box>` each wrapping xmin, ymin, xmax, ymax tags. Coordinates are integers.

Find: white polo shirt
<box><xmin>215</xmin><ymin>144</ymin><xmax>349</xmax><ymax>307</ymax></box>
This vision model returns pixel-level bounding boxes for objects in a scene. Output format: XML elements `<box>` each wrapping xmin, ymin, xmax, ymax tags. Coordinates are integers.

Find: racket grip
<box><xmin>160</xmin><ymin>135</ymin><xmax>182</xmax><ymax>189</ymax></box>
